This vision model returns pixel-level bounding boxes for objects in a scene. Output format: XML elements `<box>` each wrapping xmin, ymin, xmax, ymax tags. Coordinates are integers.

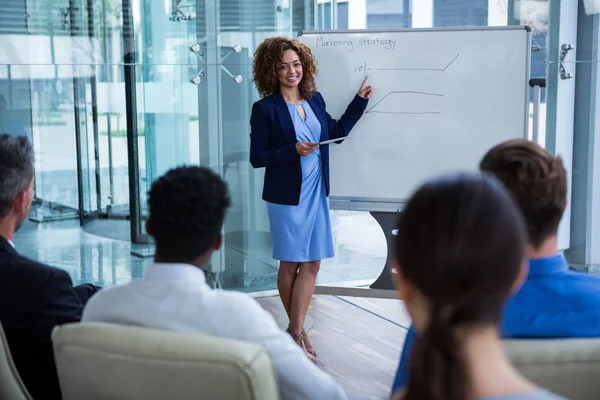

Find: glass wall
<box><xmin>2</xmin><ymin>0</ymin><xmax>599</xmax><ymax>291</ymax></box>
<box><xmin>1</xmin><ymin>0</ymin><xmax>326</xmax><ymax>292</ymax></box>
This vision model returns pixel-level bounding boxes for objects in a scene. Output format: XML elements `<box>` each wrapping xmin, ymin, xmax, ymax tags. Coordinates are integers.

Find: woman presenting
<box><xmin>249</xmin><ymin>37</ymin><xmax>373</xmax><ymax>361</ymax></box>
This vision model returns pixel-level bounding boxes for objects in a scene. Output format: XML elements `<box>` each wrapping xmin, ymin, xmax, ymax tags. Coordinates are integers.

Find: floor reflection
<box><xmin>13</xmin><ymin>210</ymin><xmax>388</xmax><ymax>292</ymax></box>
<box><xmin>14</xmin><ymin>219</ymin><xmax>151</xmax><ymax>288</ymax></box>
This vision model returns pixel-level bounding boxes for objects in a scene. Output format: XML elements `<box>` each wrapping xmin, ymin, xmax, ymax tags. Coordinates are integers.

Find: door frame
<box><xmin>545</xmin><ymin>0</ymin><xmax>578</xmax><ymax>251</ymax></box>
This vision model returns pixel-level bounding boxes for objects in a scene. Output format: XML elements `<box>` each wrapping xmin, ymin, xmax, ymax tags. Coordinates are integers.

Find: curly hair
<box><xmin>147</xmin><ymin>166</ymin><xmax>231</xmax><ymax>261</ymax></box>
<box><xmin>252</xmin><ymin>37</ymin><xmax>318</xmax><ymax>99</ymax></box>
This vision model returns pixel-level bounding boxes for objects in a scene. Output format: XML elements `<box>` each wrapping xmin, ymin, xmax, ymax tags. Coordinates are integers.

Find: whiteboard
<box><xmin>299</xmin><ymin>27</ymin><xmax>531</xmax><ymax>211</ymax></box>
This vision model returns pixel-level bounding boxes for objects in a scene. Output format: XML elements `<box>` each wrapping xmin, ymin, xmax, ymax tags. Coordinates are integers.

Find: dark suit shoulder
<box><xmin>0</xmin><ymin>252</ymin><xmax>69</xmax><ymax>284</ymax></box>
<box><xmin>309</xmin><ymin>91</ymin><xmax>326</xmax><ymax>108</ymax></box>
<box><xmin>254</xmin><ymin>93</ymin><xmax>278</xmax><ymax>108</ymax></box>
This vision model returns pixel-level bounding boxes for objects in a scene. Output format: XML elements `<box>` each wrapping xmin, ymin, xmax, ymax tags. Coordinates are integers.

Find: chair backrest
<box><xmin>503</xmin><ymin>338</ymin><xmax>600</xmax><ymax>400</ymax></box>
<box><xmin>52</xmin><ymin>322</ymin><xmax>280</xmax><ymax>400</ymax></box>
<box><xmin>0</xmin><ymin>322</ymin><xmax>32</xmax><ymax>400</ymax></box>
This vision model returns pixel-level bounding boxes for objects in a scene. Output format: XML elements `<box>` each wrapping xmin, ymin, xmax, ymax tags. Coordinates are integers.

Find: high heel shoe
<box><xmin>286</xmin><ymin>326</ymin><xmax>317</xmax><ymax>364</ymax></box>
<box><xmin>301</xmin><ymin>328</ymin><xmax>317</xmax><ymax>358</ymax></box>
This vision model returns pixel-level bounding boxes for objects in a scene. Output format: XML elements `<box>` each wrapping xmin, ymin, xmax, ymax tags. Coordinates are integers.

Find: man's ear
<box><xmin>13</xmin><ymin>190</ymin><xmax>28</xmax><ymax>214</ymax></box>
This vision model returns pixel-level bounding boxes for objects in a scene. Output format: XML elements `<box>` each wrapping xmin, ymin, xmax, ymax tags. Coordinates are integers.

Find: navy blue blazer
<box><xmin>249</xmin><ymin>90</ymin><xmax>368</xmax><ymax>205</ymax></box>
<box><xmin>0</xmin><ymin>236</ymin><xmax>100</xmax><ymax>399</ymax></box>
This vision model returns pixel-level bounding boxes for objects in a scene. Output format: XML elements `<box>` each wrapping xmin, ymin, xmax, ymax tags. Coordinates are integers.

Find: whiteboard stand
<box><xmin>529</xmin><ymin>78</ymin><xmax>546</xmax><ymax>143</ymax></box>
<box><xmin>315</xmin><ymin>211</ymin><xmax>399</xmax><ymax>299</ymax></box>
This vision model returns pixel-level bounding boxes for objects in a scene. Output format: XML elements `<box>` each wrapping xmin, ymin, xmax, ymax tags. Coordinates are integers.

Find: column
<box><xmin>566</xmin><ymin>3</ymin><xmax>600</xmax><ymax>270</ymax></box>
<box><xmin>488</xmin><ymin>0</ymin><xmax>508</xmax><ymax>26</ymax></box>
<box><xmin>347</xmin><ymin>0</ymin><xmax>366</xmax><ymax>29</ymax></box>
<box><xmin>545</xmin><ymin>0</ymin><xmax>577</xmax><ymax>251</ymax></box>
<box><xmin>412</xmin><ymin>0</ymin><xmax>433</xmax><ymax>28</ymax></box>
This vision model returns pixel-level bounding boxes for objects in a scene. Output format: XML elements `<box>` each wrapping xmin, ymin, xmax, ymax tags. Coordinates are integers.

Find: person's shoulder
<box><xmin>207</xmin><ymin>290</ymin><xmax>283</xmax><ymax>337</ymax></box>
<box><xmin>503</xmin><ymin>264</ymin><xmax>600</xmax><ymax>336</ymax></box>
<box><xmin>562</xmin><ymin>268</ymin><xmax>600</xmax><ymax>301</ymax></box>
<box><xmin>212</xmin><ymin>289</ymin><xmax>266</xmax><ymax>312</ymax></box>
<box><xmin>563</xmin><ymin>267</ymin><xmax>600</xmax><ymax>282</ymax></box>
<box><xmin>82</xmin><ymin>283</ymin><xmax>136</xmax><ymax>320</ymax></box>
<box><xmin>209</xmin><ymin>290</ymin><xmax>275</xmax><ymax>323</ymax></box>
<box><xmin>541</xmin><ymin>264</ymin><xmax>600</xmax><ymax>298</ymax></box>
<box><xmin>254</xmin><ymin>93</ymin><xmax>279</xmax><ymax>107</ymax></box>
<box><xmin>0</xmin><ymin>252</ymin><xmax>69</xmax><ymax>282</ymax></box>
<box><xmin>252</xmin><ymin>95</ymin><xmax>278</xmax><ymax>119</ymax></box>
<box><xmin>85</xmin><ymin>283</ymin><xmax>134</xmax><ymax>305</ymax></box>
<box><xmin>306</xmin><ymin>91</ymin><xmax>325</xmax><ymax>110</ymax></box>
<box><xmin>0</xmin><ymin>255</ymin><xmax>74</xmax><ymax>306</ymax></box>
<box><xmin>311</xmin><ymin>91</ymin><xmax>324</xmax><ymax>101</ymax></box>
<box><xmin>508</xmin><ymin>268</ymin><xmax>600</xmax><ymax>306</ymax></box>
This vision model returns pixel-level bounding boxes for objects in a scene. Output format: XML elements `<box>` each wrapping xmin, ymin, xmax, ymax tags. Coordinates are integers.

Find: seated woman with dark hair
<box><xmin>390</xmin><ymin>173</ymin><xmax>565</xmax><ymax>400</ymax></box>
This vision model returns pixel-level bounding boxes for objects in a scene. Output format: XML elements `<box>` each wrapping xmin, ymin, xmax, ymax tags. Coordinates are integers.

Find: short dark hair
<box><xmin>396</xmin><ymin>173</ymin><xmax>526</xmax><ymax>400</ymax></box>
<box><xmin>479</xmin><ymin>139</ymin><xmax>567</xmax><ymax>248</ymax></box>
<box><xmin>147</xmin><ymin>166</ymin><xmax>231</xmax><ymax>261</ymax></box>
<box><xmin>0</xmin><ymin>134</ymin><xmax>34</xmax><ymax>218</ymax></box>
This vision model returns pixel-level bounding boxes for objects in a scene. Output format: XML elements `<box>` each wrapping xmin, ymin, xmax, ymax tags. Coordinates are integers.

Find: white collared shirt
<box><xmin>0</xmin><ymin>236</ymin><xmax>17</xmax><ymax>250</ymax></box>
<box><xmin>83</xmin><ymin>263</ymin><xmax>348</xmax><ymax>400</ymax></box>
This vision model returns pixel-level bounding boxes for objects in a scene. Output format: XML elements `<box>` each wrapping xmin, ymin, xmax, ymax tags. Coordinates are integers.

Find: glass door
<box><xmin>20</xmin><ymin>0</ymin><xmax>97</xmax><ymax>224</ymax></box>
<box><xmin>21</xmin><ymin>0</ymin><xmax>129</xmax><ymax>228</ymax></box>
<box><xmin>92</xmin><ymin>0</ymin><xmax>129</xmax><ymax>220</ymax></box>
<box><xmin>123</xmin><ymin>0</ymin><xmax>203</xmax><ymax>247</ymax></box>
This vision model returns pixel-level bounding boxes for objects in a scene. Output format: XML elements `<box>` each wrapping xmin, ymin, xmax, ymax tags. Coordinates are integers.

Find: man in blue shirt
<box><xmin>392</xmin><ymin>139</ymin><xmax>600</xmax><ymax>393</ymax></box>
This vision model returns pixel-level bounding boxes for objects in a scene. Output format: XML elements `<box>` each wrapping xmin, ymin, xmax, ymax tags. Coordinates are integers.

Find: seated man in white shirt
<box><xmin>82</xmin><ymin>166</ymin><xmax>348</xmax><ymax>400</ymax></box>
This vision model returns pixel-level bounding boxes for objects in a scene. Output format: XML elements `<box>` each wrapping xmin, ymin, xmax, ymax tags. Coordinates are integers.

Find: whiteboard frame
<box><xmin>298</xmin><ymin>26</ymin><xmax>532</xmax><ymax>212</ymax></box>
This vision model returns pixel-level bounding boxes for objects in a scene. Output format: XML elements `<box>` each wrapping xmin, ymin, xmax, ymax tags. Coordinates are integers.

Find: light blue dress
<box><xmin>266</xmin><ymin>101</ymin><xmax>334</xmax><ymax>262</ymax></box>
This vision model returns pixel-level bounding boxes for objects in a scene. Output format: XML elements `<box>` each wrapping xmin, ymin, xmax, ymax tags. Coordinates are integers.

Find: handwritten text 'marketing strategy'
<box><xmin>315</xmin><ymin>36</ymin><xmax>397</xmax><ymax>51</ymax></box>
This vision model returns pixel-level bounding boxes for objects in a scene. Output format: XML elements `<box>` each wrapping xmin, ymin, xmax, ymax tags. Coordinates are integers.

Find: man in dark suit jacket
<box><xmin>0</xmin><ymin>134</ymin><xmax>100</xmax><ymax>399</ymax></box>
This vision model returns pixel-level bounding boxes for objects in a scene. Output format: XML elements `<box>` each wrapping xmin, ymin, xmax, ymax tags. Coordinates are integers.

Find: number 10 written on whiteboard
<box><xmin>354</xmin><ymin>63</ymin><xmax>368</xmax><ymax>77</ymax></box>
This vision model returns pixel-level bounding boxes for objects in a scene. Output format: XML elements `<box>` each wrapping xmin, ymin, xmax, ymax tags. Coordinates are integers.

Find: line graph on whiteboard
<box><xmin>357</xmin><ymin>54</ymin><xmax>460</xmax><ymax>116</ymax></box>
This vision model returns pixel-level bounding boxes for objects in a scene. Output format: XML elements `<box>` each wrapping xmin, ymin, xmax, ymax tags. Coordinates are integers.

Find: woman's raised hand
<box><xmin>357</xmin><ymin>76</ymin><xmax>373</xmax><ymax>99</ymax></box>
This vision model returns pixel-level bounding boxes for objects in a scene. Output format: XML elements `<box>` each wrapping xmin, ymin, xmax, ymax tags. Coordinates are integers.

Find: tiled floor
<box><xmin>14</xmin><ymin>219</ymin><xmax>153</xmax><ymax>288</ymax></box>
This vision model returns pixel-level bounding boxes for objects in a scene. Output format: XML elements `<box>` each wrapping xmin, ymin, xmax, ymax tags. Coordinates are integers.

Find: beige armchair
<box><xmin>504</xmin><ymin>338</ymin><xmax>600</xmax><ymax>400</ymax></box>
<box><xmin>0</xmin><ymin>322</ymin><xmax>32</xmax><ymax>400</ymax></box>
<box><xmin>52</xmin><ymin>322</ymin><xmax>280</xmax><ymax>400</ymax></box>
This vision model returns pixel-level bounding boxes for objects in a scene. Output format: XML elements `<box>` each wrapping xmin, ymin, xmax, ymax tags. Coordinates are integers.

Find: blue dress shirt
<box><xmin>392</xmin><ymin>254</ymin><xmax>600</xmax><ymax>393</ymax></box>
